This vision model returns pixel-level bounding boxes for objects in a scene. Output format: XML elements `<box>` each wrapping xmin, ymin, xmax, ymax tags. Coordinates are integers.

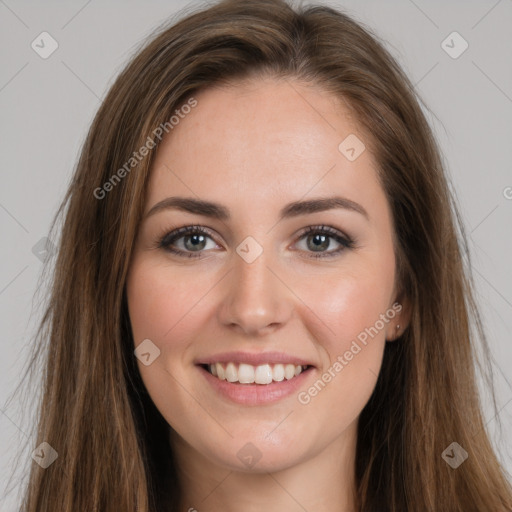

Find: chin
<box><xmin>197</xmin><ymin>428</ymin><xmax>314</xmax><ymax>474</ymax></box>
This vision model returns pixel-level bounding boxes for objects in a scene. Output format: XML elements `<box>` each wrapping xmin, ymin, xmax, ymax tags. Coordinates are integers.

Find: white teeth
<box><xmin>272</xmin><ymin>364</ymin><xmax>285</xmax><ymax>382</ymax></box>
<box><xmin>216</xmin><ymin>362</ymin><xmax>225</xmax><ymax>380</ymax></box>
<box><xmin>284</xmin><ymin>364</ymin><xmax>295</xmax><ymax>380</ymax></box>
<box><xmin>238</xmin><ymin>363</ymin><xmax>255</xmax><ymax>384</ymax></box>
<box><xmin>254</xmin><ymin>364</ymin><xmax>273</xmax><ymax>385</ymax></box>
<box><xmin>206</xmin><ymin>362</ymin><xmax>307</xmax><ymax>384</ymax></box>
<box><xmin>225</xmin><ymin>362</ymin><xmax>237</xmax><ymax>382</ymax></box>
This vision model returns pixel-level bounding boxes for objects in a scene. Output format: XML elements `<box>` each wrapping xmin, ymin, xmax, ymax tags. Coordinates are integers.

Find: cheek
<box><xmin>126</xmin><ymin>259</ymin><xmax>213</xmax><ymax>348</ymax></box>
<box><xmin>299</xmin><ymin>253</ymin><xmax>396</xmax><ymax>355</ymax></box>
<box><xmin>125</xmin><ymin>259</ymin><xmax>212</xmax><ymax>418</ymax></box>
<box><xmin>292</xmin><ymin>277</ymin><xmax>392</xmax><ymax>434</ymax></box>
<box><xmin>292</xmin><ymin>249</ymin><xmax>395</xmax><ymax>410</ymax></box>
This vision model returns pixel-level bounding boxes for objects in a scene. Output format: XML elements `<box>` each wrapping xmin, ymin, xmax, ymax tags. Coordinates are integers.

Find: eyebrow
<box><xmin>144</xmin><ymin>195</ymin><xmax>369</xmax><ymax>221</ymax></box>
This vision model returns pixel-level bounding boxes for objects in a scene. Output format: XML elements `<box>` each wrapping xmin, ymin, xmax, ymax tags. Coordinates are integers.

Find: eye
<box><xmin>293</xmin><ymin>225</ymin><xmax>355</xmax><ymax>259</ymax></box>
<box><xmin>157</xmin><ymin>224</ymin><xmax>355</xmax><ymax>259</ymax></box>
<box><xmin>158</xmin><ymin>225</ymin><xmax>219</xmax><ymax>258</ymax></box>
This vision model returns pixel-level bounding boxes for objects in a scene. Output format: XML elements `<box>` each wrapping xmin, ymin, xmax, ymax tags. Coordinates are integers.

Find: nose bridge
<box><xmin>218</xmin><ymin>237</ymin><xmax>292</xmax><ymax>335</ymax></box>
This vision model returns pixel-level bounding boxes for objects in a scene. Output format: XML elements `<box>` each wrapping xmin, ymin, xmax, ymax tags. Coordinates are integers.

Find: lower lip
<box><xmin>198</xmin><ymin>365</ymin><xmax>314</xmax><ymax>405</ymax></box>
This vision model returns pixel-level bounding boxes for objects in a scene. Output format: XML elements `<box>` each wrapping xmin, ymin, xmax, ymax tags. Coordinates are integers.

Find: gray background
<box><xmin>1</xmin><ymin>0</ymin><xmax>511</xmax><ymax>509</ymax></box>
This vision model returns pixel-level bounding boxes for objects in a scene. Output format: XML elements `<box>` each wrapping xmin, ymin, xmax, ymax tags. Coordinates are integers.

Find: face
<box><xmin>126</xmin><ymin>77</ymin><xmax>405</xmax><ymax>474</ymax></box>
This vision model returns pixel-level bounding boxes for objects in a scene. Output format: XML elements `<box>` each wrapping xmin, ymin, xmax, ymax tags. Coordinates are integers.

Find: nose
<box><xmin>217</xmin><ymin>246</ymin><xmax>294</xmax><ymax>337</ymax></box>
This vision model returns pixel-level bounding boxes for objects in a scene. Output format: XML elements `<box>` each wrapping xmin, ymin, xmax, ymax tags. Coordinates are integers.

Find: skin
<box><xmin>126</xmin><ymin>77</ymin><xmax>409</xmax><ymax>512</ymax></box>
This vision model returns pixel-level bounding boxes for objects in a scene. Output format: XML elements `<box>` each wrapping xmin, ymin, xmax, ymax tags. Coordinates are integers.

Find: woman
<box><xmin>18</xmin><ymin>0</ymin><xmax>512</xmax><ymax>510</ymax></box>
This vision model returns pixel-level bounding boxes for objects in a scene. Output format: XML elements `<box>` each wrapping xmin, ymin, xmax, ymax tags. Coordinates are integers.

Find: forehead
<box><xmin>146</xmin><ymin>78</ymin><xmax>386</xmax><ymax>220</ymax></box>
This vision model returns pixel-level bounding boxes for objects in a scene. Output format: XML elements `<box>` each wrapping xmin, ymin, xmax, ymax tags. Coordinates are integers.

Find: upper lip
<box><xmin>195</xmin><ymin>351</ymin><xmax>315</xmax><ymax>367</ymax></box>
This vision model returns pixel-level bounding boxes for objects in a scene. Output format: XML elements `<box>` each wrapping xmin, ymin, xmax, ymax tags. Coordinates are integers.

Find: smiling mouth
<box><xmin>201</xmin><ymin>362</ymin><xmax>312</xmax><ymax>385</ymax></box>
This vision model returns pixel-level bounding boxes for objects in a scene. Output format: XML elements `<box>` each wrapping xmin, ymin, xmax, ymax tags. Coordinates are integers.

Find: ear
<box><xmin>385</xmin><ymin>293</ymin><xmax>411</xmax><ymax>342</ymax></box>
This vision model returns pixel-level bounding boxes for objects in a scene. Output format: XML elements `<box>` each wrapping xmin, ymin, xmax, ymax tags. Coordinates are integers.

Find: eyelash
<box><xmin>155</xmin><ymin>224</ymin><xmax>355</xmax><ymax>259</ymax></box>
<box><xmin>154</xmin><ymin>225</ymin><xmax>355</xmax><ymax>259</ymax></box>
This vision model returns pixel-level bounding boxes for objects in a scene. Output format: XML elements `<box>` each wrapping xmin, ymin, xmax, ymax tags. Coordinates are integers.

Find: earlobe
<box><xmin>385</xmin><ymin>321</ymin><xmax>401</xmax><ymax>342</ymax></box>
<box><xmin>385</xmin><ymin>296</ymin><xmax>411</xmax><ymax>341</ymax></box>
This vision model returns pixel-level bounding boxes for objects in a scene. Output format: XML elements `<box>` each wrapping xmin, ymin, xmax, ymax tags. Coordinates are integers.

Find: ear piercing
<box><xmin>396</xmin><ymin>324</ymin><xmax>400</xmax><ymax>331</ymax></box>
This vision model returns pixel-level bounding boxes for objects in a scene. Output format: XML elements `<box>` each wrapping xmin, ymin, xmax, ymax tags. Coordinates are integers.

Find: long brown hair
<box><xmin>15</xmin><ymin>0</ymin><xmax>512</xmax><ymax>510</ymax></box>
